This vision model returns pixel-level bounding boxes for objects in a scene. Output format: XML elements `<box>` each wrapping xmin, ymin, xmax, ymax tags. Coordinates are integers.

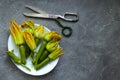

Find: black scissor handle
<box><xmin>62</xmin><ymin>27</ymin><xmax>72</xmax><ymax>37</ymax></box>
<box><xmin>61</xmin><ymin>12</ymin><xmax>79</xmax><ymax>22</ymax></box>
<box><xmin>55</xmin><ymin>19</ymin><xmax>72</xmax><ymax>37</ymax></box>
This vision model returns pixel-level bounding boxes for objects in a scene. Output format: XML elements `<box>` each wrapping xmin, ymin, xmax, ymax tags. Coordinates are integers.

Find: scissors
<box><xmin>23</xmin><ymin>5</ymin><xmax>79</xmax><ymax>37</ymax></box>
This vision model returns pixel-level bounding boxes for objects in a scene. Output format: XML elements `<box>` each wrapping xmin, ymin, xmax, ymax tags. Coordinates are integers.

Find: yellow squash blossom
<box><xmin>34</xmin><ymin>24</ymin><xmax>46</xmax><ymax>39</ymax></box>
<box><xmin>9</xmin><ymin>19</ymin><xmax>24</xmax><ymax>45</ymax></box>
<box><xmin>52</xmin><ymin>31</ymin><xmax>62</xmax><ymax>41</ymax></box>
<box><xmin>23</xmin><ymin>30</ymin><xmax>36</xmax><ymax>51</ymax></box>
<box><xmin>46</xmin><ymin>40</ymin><xmax>59</xmax><ymax>52</ymax></box>
<box><xmin>48</xmin><ymin>48</ymin><xmax>63</xmax><ymax>60</ymax></box>
<box><xmin>44</xmin><ymin>31</ymin><xmax>62</xmax><ymax>42</ymax></box>
<box><xmin>21</xmin><ymin>20</ymin><xmax>34</xmax><ymax>34</ymax></box>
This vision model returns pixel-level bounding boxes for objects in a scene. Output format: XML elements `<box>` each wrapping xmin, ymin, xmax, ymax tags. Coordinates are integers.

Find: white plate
<box><xmin>8</xmin><ymin>25</ymin><xmax>59</xmax><ymax>76</ymax></box>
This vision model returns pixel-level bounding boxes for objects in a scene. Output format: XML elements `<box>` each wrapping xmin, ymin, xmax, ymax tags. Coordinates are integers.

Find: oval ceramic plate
<box><xmin>8</xmin><ymin>25</ymin><xmax>59</xmax><ymax>76</ymax></box>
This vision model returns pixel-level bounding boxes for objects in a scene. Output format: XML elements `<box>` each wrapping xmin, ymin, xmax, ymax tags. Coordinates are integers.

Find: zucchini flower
<box><xmin>48</xmin><ymin>48</ymin><xmax>63</xmax><ymax>60</ymax></box>
<box><xmin>10</xmin><ymin>20</ymin><xmax>26</xmax><ymax>64</ymax></box>
<box><xmin>21</xmin><ymin>20</ymin><xmax>34</xmax><ymax>34</ymax></box>
<box><xmin>38</xmin><ymin>40</ymin><xmax>59</xmax><ymax>63</ymax></box>
<box><xmin>43</xmin><ymin>31</ymin><xmax>53</xmax><ymax>41</ymax></box>
<box><xmin>34</xmin><ymin>24</ymin><xmax>46</xmax><ymax>39</ymax></box>
<box><xmin>9</xmin><ymin>19</ymin><xmax>24</xmax><ymax>45</ymax></box>
<box><xmin>52</xmin><ymin>31</ymin><xmax>62</xmax><ymax>41</ymax></box>
<box><xmin>34</xmin><ymin>24</ymin><xmax>48</xmax><ymax>46</ymax></box>
<box><xmin>34</xmin><ymin>48</ymin><xmax>63</xmax><ymax>70</ymax></box>
<box><xmin>23</xmin><ymin>30</ymin><xmax>36</xmax><ymax>52</ymax></box>
<box><xmin>9</xmin><ymin>20</ymin><xmax>26</xmax><ymax>64</ymax></box>
<box><xmin>44</xmin><ymin>31</ymin><xmax>62</xmax><ymax>42</ymax></box>
<box><xmin>46</xmin><ymin>40</ymin><xmax>59</xmax><ymax>52</ymax></box>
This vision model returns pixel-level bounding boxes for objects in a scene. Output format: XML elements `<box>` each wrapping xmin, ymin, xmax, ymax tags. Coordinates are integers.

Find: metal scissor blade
<box><xmin>23</xmin><ymin>13</ymin><xmax>52</xmax><ymax>18</ymax></box>
<box><xmin>23</xmin><ymin>12</ymin><xmax>59</xmax><ymax>19</ymax></box>
<box><xmin>25</xmin><ymin>5</ymin><xmax>48</xmax><ymax>14</ymax></box>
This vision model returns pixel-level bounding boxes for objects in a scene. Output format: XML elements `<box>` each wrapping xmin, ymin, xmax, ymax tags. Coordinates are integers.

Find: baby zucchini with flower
<box><xmin>21</xmin><ymin>20</ymin><xmax>36</xmax><ymax>58</ymax></box>
<box><xmin>32</xmin><ymin>31</ymin><xmax>62</xmax><ymax>65</ymax></box>
<box><xmin>9</xmin><ymin>20</ymin><xmax>26</xmax><ymax>64</ymax></box>
<box><xmin>38</xmin><ymin>31</ymin><xmax>62</xmax><ymax>62</ymax></box>
<box><xmin>34</xmin><ymin>24</ymin><xmax>48</xmax><ymax>46</ymax></box>
<box><xmin>38</xmin><ymin>40</ymin><xmax>59</xmax><ymax>63</ymax></box>
<box><xmin>23</xmin><ymin>30</ymin><xmax>37</xmax><ymax>57</ymax></box>
<box><xmin>34</xmin><ymin>48</ymin><xmax>63</xmax><ymax>70</ymax></box>
<box><xmin>6</xmin><ymin>50</ymin><xmax>31</xmax><ymax>71</ymax></box>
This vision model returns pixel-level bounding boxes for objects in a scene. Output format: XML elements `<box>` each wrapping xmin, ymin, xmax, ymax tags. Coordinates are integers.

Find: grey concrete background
<box><xmin>0</xmin><ymin>0</ymin><xmax>120</xmax><ymax>80</ymax></box>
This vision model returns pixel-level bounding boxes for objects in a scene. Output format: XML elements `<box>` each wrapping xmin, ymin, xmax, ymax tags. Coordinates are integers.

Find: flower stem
<box><xmin>32</xmin><ymin>40</ymin><xmax>47</xmax><ymax>64</ymax></box>
<box><xmin>21</xmin><ymin>64</ymin><xmax>31</xmax><ymax>71</ymax></box>
<box><xmin>35</xmin><ymin>38</ymin><xmax>40</xmax><ymax>46</ymax></box>
<box><xmin>34</xmin><ymin>57</ymin><xmax>51</xmax><ymax>70</ymax></box>
<box><xmin>19</xmin><ymin>45</ymin><xmax>26</xmax><ymax>64</ymax></box>
<box><xmin>7</xmin><ymin>50</ymin><xmax>31</xmax><ymax>71</ymax></box>
<box><xmin>6</xmin><ymin>50</ymin><xmax>21</xmax><ymax>64</ymax></box>
<box><xmin>25</xmin><ymin>43</ymin><xmax>31</xmax><ymax>58</ymax></box>
<box><xmin>38</xmin><ymin>50</ymin><xmax>49</xmax><ymax>63</ymax></box>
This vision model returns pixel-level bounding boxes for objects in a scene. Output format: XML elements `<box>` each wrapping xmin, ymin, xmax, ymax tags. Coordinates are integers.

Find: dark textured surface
<box><xmin>0</xmin><ymin>0</ymin><xmax>120</xmax><ymax>80</ymax></box>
